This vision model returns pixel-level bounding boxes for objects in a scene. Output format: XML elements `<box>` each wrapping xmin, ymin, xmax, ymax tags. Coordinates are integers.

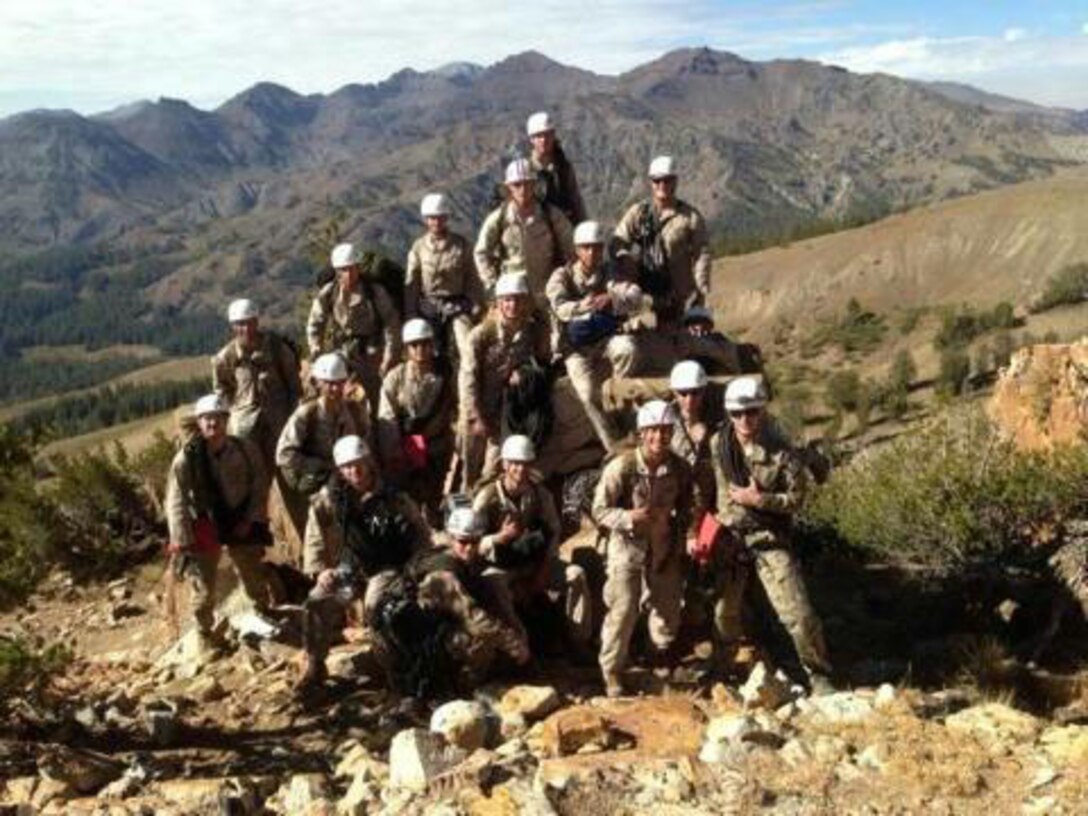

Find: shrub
<box><xmin>0</xmin><ymin>428</ymin><xmax>57</xmax><ymax>607</ymax></box>
<box><xmin>1032</xmin><ymin>262</ymin><xmax>1088</xmax><ymax>313</ymax></box>
<box><xmin>936</xmin><ymin>348</ymin><xmax>971</xmax><ymax>398</ymax></box>
<box><xmin>812</xmin><ymin>299</ymin><xmax>887</xmax><ymax>355</ymax></box>
<box><xmin>0</xmin><ymin>634</ymin><xmax>71</xmax><ymax>706</ymax></box>
<box><xmin>933</xmin><ymin>302</ymin><xmax>1019</xmax><ymax>350</ymax></box>
<box><xmin>825</xmin><ymin>370</ymin><xmax>862</xmax><ymax>413</ymax></box>
<box><xmin>805</xmin><ymin>407</ymin><xmax>1088</xmax><ymax>571</ymax></box>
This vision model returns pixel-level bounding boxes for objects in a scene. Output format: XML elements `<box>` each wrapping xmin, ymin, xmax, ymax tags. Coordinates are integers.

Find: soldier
<box><xmin>275</xmin><ymin>353</ymin><xmax>372</xmax><ymax>552</ymax></box>
<box><xmin>677</xmin><ymin>306</ymin><xmax>743</xmax><ymax>375</ymax></box>
<box><xmin>547</xmin><ymin>220</ymin><xmax>640</xmax><ymax>452</ymax></box>
<box><xmin>526</xmin><ymin>111</ymin><xmax>587</xmax><ymax>226</ymax></box>
<box><xmin>212</xmin><ymin>298</ymin><xmax>301</xmax><ymax>468</ymax></box>
<box><xmin>459</xmin><ymin>272</ymin><xmax>551</xmax><ymax>489</ymax></box>
<box><xmin>404</xmin><ymin>193</ymin><xmax>483</xmax><ymax>364</ymax></box>
<box><xmin>475</xmin><ymin>158</ymin><xmax>574</xmax><ymax>305</ymax></box>
<box><xmin>377</xmin><ymin>318</ymin><xmax>456</xmax><ymax>521</ymax></box>
<box><xmin>710</xmin><ymin>376</ymin><xmax>832</xmax><ymax>692</ymax></box>
<box><xmin>297</xmin><ymin>435</ymin><xmax>431</xmax><ymax>693</ymax></box>
<box><xmin>593</xmin><ymin>400</ymin><xmax>697</xmax><ymax>697</ymax></box>
<box><xmin>165</xmin><ymin>394</ymin><xmax>275</xmax><ymax>651</ymax></box>
<box><xmin>307</xmin><ymin>242</ymin><xmax>400</xmax><ymax>413</ymax></box>
<box><xmin>612</xmin><ymin>156</ymin><xmax>711</xmax><ymax>334</ymax></box>
<box><xmin>669</xmin><ymin>360</ymin><xmax>718</xmax><ymax>503</ymax></box>
<box><xmin>473</xmin><ymin>435</ymin><xmax>593</xmax><ymax>650</ymax></box>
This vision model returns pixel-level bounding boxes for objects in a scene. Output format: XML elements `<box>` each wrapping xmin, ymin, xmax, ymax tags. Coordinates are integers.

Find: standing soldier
<box><xmin>593</xmin><ymin>400</ymin><xmax>697</xmax><ymax>697</ymax></box>
<box><xmin>473</xmin><ymin>434</ymin><xmax>593</xmax><ymax>651</ymax></box>
<box><xmin>710</xmin><ymin>376</ymin><xmax>832</xmax><ymax>692</ymax></box>
<box><xmin>526</xmin><ymin>111</ymin><xmax>587</xmax><ymax>226</ymax></box>
<box><xmin>377</xmin><ymin>318</ymin><xmax>456</xmax><ymax>522</ymax></box>
<box><xmin>307</xmin><ymin>242</ymin><xmax>400</xmax><ymax>413</ymax></box>
<box><xmin>166</xmin><ymin>394</ymin><xmax>275</xmax><ymax>652</ymax></box>
<box><xmin>669</xmin><ymin>360</ymin><xmax>718</xmax><ymax>503</ymax></box>
<box><xmin>275</xmin><ymin>353</ymin><xmax>372</xmax><ymax>554</ymax></box>
<box><xmin>404</xmin><ymin>193</ymin><xmax>483</xmax><ymax>364</ymax></box>
<box><xmin>297</xmin><ymin>435</ymin><xmax>431</xmax><ymax>694</ymax></box>
<box><xmin>459</xmin><ymin>272</ymin><xmax>551</xmax><ymax>489</ymax></box>
<box><xmin>547</xmin><ymin>220</ymin><xmax>640</xmax><ymax>452</ymax></box>
<box><xmin>612</xmin><ymin>156</ymin><xmax>711</xmax><ymax>352</ymax></box>
<box><xmin>212</xmin><ymin>298</ymin><xmax>301</xmax><ymax>470</ymax></box>
<box><xmin>475</xmin><ymin>158</ymin><xmax>574</xmax><ymax>306</ymax></box>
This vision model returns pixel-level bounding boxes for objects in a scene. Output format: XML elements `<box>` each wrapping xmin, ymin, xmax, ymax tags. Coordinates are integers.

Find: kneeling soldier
<box><xmin>710</xmin><ymin>376</ymin><xmax>832</xmax><ymax>692</ymax></box>
<box><xmin>166</xmin><ymin>394</ymin><xmax>275</xmax><ymax>651</ymax></box>
<box><xmin>297</xmin><ymin>435</ymin><xmax>431</xmax><ymax>694</ymax></box>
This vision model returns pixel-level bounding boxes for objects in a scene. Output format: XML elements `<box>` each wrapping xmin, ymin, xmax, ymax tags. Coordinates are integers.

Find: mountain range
<box><xmin>2</xmin><ymin>47</ymin><xmax>1087</xmax><ymax>318</ymax></box>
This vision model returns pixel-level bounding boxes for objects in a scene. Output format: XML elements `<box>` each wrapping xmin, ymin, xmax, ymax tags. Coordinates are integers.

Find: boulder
<box><xmin>1039</xmin><ymin>724</ymin><xmax>1088</xmax><ymax>765</ymax></box>
<box><xmin>430</xmin><ymin>700</ymin><xmax>490</xmax><ymax>752</ymax></box>
<box><xmin>739</xmin><ymin>662</ymin><xmax>793</xmax><ymax>710</ymax></box>
<box><xmin>538</xmin><ymin>709</ymin><xmax>615</xmax><ymax>757</ymax></box>
<box><xmin>388</xmin><ymin>728</ymin><xmax>464</xmax><ymax>792</ymax></box>
<box><xmin>186</xmin><ymin>674</ymin><xmax>227</xmax><ymax>703</ymax></box>
<box><xmin>497</xmin><ymin>685</ymin><xmax>561</xmax><ymax>721</ymax></box>
<box><xmin>36</xmin><ymin>745</ymin><xmax>125</xmax><ymax>795</ymax></box>
<box><xmin>267</xmin><ymin>773</ymin><xmax>332</xmax><ymax>814</ymax></box>
<box><xmin>944</xmin><ymin>702</ymin><xmax>1041</xmax><ymax>750</ymax></box>
<box><xmin>333</xmin><ymin>743</ymin><xmax>387</xmax><ymax>782</ymax></box>
<box><xmin>802</xmin><ymin>691</ymin><xmax>875</xmax><ymax>725</ymax></box>
<box><xmin>337</xmin><ymin>774</ymin><xmax>380</xmax><ymax>815</ymax></box>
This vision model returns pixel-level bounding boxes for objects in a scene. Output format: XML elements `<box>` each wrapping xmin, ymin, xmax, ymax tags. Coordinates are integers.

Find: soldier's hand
<box><xmin>380</xmin><ymin>358</ymin><xmax>394</xmax><ymax>377</ymax></box>
<box><xmin>470</xmin><ymin>417</ymin><xmax>490</xmax><ymax>438</ymax></box>
<box><xmin>729</xmin><ymin>479</ymin><xmax>763</xmax><ymax>508</ymax></box>
<box><xmin>629</xmin><ymin>506</ymin><xmax>653</xmax><ymax>527</ymax></box>
<box><xmin>498</xmin><ymin>517</ymin><xmax>523</xmax><ymax>543</ymax></box>
<box><xmin>589</xmin><ymin>293</ymin><xmax>613</xmax><ymax>313</ymax></box>
<box><xmin>167</xmin><ymin>540</ymin><xmax>185</xmax><ymax>556</ymax></box>
<box><xmin>317</xmin><ymin>569</ymin><xmax>337</xmax><ymax>591</ymax></box>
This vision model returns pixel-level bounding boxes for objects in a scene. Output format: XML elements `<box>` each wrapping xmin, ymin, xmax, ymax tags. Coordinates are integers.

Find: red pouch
<box><xmin>693</xmin><ymin>512</ymin><xmax>723</xmax><ymax>565</ymax></box>
<box><xmin>402</xmin><ymin>434</ymin><xmax>428</xmax><ymax>471</ymax></box>
<box><xmin>192</xmin><ymin>517</ymin><xmax>222</xmax><ymax>557</ymax></box>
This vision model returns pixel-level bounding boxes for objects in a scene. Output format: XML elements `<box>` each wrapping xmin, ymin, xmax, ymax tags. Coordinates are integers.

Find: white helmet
<box><xmin>609</xmin><ymin>280</ymin><xmax>644</xmax><ymax>317</ymax></box>
<box><xmin>648</xmin><ymin>155</ymin><xmax>677</xmax><ymax>179</ymax></box>
<box><xmin>504</xmin><ymin>158</ymin><xmax>534</xmax><ymax>185</ymax></box>
<box><xmin>333</xmin><ymin>435</ymin><xmax>371</xmax><ymax>467</ymax></box>
<box><xmin>311</xmin><ymin>352</ymin><xmax>348</xmax><ymax>382</ymax></box>
<box><xmin>420</xmin><ymin>193</ymin><xmax>450</xmax><ymax>218</ymax></box>
<box><xmin>526</xmin><ymin>111</ymin><xmax>554</xmax><ymax>136</ymax></box>
<box><xmin>683</xmin><ymin>305</ymin><xmax>714</xmax><ymax>326</ymax></box>
<box><xmin>227</xmin><ymin>298</ymin><xmax>259</xmax><ymax>323</ymax></box>
<box><xmin>194</xmin><ymin>393</ymin><xmax>230</xmax><ymax>417</ymax></box>
<box><xmin>637</xmin><ymin>399</ymin><xmax>676</xmax><ymax>429</ymax></box>
<box><xmin>446</xmin><ymin>507</ymin><xmax>484</xmax><ymax>539</ymax></box>
<box><xmin>330</xmin><ymin>242</ymin><xmax>361</xmax><ymax>269</ymax></box>
<box><xmin>724</xmin><ymin>376</ymin><xmax>768</xmax><ymax>412</ymax></box>
<box><xmin>494</xmin><ymin>272</ymin><xmax>530</xmax><ymax>298</ymax></box>
<box><xmin>573</xmin><ymin>221</ymin><xmax>605</xmax><ymax>246</ymax></box>
<box><xmin>670</xmin><ymin>360</ymin><xmax>707</xmax><ymax>391</ymax></box>
<box><xmin>402</xmin><ymin>318</ymin><xmax>435</xmax><ymax>345</ymax></box>
<box><xmin>500</xmin><ymin>434</ymin><xmax>536</xmax><ymax>463</ymax></box>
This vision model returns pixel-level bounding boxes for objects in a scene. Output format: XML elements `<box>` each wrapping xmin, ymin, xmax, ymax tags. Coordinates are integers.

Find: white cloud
<box><xmin>1082</xmin><ymin>21</ymin><xmax>1088</xmax><ymax>35</ymax></box>
<box><xmin>1003</xmin><ymin>27</ymin><xmax>1027</xmax><ymax>43</ymax></box>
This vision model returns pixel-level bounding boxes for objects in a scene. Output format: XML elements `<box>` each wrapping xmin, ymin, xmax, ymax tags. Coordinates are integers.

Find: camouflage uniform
<box><xmin>212</xmin><ymin>330</ymin><xmax>301</xmax><ymax>467</ymax></box>
<box><xmin>710</xmin><ymin>419</ymin><xmax>831</xmax><ymax>677</ymax></box>
<box><xmin>377</xmin><ymin>360</ymin><xmax>456</xmax><ymax>517</ymax></box>
<box><xmin>404</xmin><ymin>231</ymin><xmax>483</xmax><ymax>362</ymax></box>
<box><xmin>473</xmin><ymin>476</ymin><xmax>592</xmax><ymax>646</ymax></box>
<box><xmin>546</xmin><ymin>259</ymin><xmax>638</xmax><ymax>450</ymax></box>
<box><xmin>671</xmin><ymin>413</ymin><xmax>717</xmax><ymax>506</ymax></box>
<box><xmin>612</xmin><ymin>199</ymin><xmax>711</xmax><ymax>327</ymax></box>
<box><xmin>530</xmin><ymin>149</ymin><xmax>587</xmax><ymax>226</ymax></box>
<box><xmin>300</xmin><ymin>479</ymin><xmax>430</xmax><ymax>664</ymax></box>
<box><xmin>306</xmin><ymin>279</ymin><xmax>400</xmax><ymax>412</ymax></box>
<box><xmin>474</xmin><ymin>201</ymin><xmax>574</xmax><ymax>304</ymax></box>
<box><xmin>165</xmin><ymin>436</ymin><xmax>273</xmax><ymax>636</ymax></box>
<box><xmin>458</xmin><ymin>315</ymin><xmax>550</xmax><ymax>489</ymax></box>
<box><xmin>592</xmin><ymin>448</ymin><xmax>696</xmax><ymax>678</ymax></box>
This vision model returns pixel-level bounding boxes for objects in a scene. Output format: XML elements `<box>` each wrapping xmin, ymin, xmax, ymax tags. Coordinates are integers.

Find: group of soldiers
<box><xmin>165</xmin><ymin>110</ymin><xmax>833</xmax><ymax>701</ymax></box>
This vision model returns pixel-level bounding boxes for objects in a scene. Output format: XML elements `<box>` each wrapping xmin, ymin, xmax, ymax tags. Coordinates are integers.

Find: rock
<box><xmin>388</xmin><ymin>728</ymin><xmax>464</xmax><ymax>792</ymax></box>
<box><xmin>97</xmin><ymin>763</ymin><xmax>148</xmax><ymax>800</ymax></box>
<box><xmin>333</xmin><ymin>743</ymin><xmax>387</xmax><ymax>781</ymax></box>
<box><xmin>3</xmin><ymin>777</ymin><xmax>39</xmax><ymax>804</ymax></box>
<box><xmin>633</xmin><ymin>762</ymin><xmax>694</xmax><ymax>803</ymax></box>
<box><xmin>152</xmin><ymin>777</ymin><xmax>250</xmax><ymax>812</ymax></box>
<box><xmin>268</xmin><ymin>773</ymin><xmax>332</xmax><ymax>814</ymax></box>
<box><xmin>988</xmin><ymin>342</ymin><xmax>1088</xmax><ymax>451</ymax></box>
<box><xmin>811</xmin><ymin>735</ymin><xmax>849</xmax><ymax>764</ymax></box>
<box><xmin>779</xmin><ymin>738</ymin><xmax>813</xmax><ymax>768</ymax></box>
<box><xmin>228</xmin><ymin>610</ymin><xmax>281</xmax><ymax>640</ymax></box>
<box><xmin>186</xmin><ymin>674</ymin><xmax>227</xmax><ymax>703</ymax></box>
<box><xmin>430</xmin><ymin>700</ymin><xmax>490</xmax><ymax>752</ymax></box>
<box><xmin>143</xmin><ymin>699</ymin><xmax>180</xmax><ymax>747</ymax></box>
<box><xmin>1039</xmin><ymin>724</ymin><xmax>1088</xmax><ymax>765</ymax></box>
<box><xmin>37</xmin><ymin>745</ymin><xmax>125</xmax><ymax>795</ymax></box>
<box><xmin>461</xmin><ymin>778</ymin><xmax>557</xmax><ymax>816</ymax></box>
<box><xmin>30</xmin><ymin>777</ymin><xmax>72</xmax><ymax>809</ymax></box>
<box><xmin>711</xmin><ymin>682</ymin><xmax>743</xmax><ymax>713</ymax></box>
<box><xmin>875</xmin><ymin>683</ymin><xmax>897</xmax><ymax>708</ymax></box>
<box><xmin>945</xmin><ymin>702</ymin><xmax>1041</xmax><ymax>751</ymax></box>
<box><xmin>739</xmin><ymin>662</ymin><xmax>793</xmax><ymax>710</ymax></box>
<box><xmin>498</xmin><ymin>710</ymin><xmax>529</xmax><ymax>741</ymax></box>
<box><xmin>803</xmin><ymin>692</ymin><xmax>875</xmax><ymax>724</ymax></box>
<box><xmin>109</xmin><ymin>600</ymin><xmax>145</xmax><ymax>623</ymax></box>
<box><xmin>856</xmin><ymin>744</ymin><xmax>887</xmax><ymax>772</ymax></box>
<box><xmin>538</xmin><ymin>709</ymin><xmax>615</xmax><ymax>757</ymax></box>
<box><xmin>705</xmin><ymin>713</ymin><xmax>758</xmax><ymax>744</ymax></box>
<box><xmin>495</xmin><ymin>737</ymin><xmax>529</xmax><ymax>759</ymax></box>
<box><xmin>1022</xmin><ymin>795</ymin><xmax>1058</xmax><ymax>816</ymax></box>
<box><xmin>337</xmin><ymin>774</ymin><xmax>380</xmax><ymax>815</ymax></box>
<box><xmin>497</xmin><ymin>685</ymin><xmax>561</xmax><ymax>721</ymax></box>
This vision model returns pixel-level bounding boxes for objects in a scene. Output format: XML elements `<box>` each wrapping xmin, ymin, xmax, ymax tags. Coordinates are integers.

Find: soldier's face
<box><xmin>650</xmin><ymin>176</ymin><xmax>677</xmax><ymax>206</ymax></box>
<box><xmin>673</xmin><ymin>389</ymin><xmax>704</xmax><ymax>418</ymax></box>
<box><xmin>406</xmin><ymin>339</ymin><xmax>434</xmax><ymax>363</ymax></box>
<box><xmin>497</xmin><ymin>295</ymin><xmax>525</xmax><ymax>322</ymax></box>
<box><xmin>197</xmin><ymin>412</ymin><xmax>227</xmax><ymax>444</ymax></box>
<box><xmin>232</xmin><ymin>318</ymin><xmax>259</xmax><ymax>349</ymax></box>
<box><xmin>575</xmin><ymin>243</ymin><xmax>603</xmax><ymax>270</ymax></box>
<box><xmin>686</xmin><ymin>320</ymin><xmax>712</xmax><ymax>338</ymax></box>
<box><xmin>530</xmin><ymin>130</ymin><xmax>555</xmax><ymax>158</ymax></box>
<box><xmin>641</xmin><ymin>424</ymin><xmax>672</xmax><ymax>458</ymax></box>
<box><xmin>503</xmin><ymin>460</ymin><xmax>529</xmax><ymax>490</ymax></box>
<box><xmin>451</xmin><ymin>535</ymin><xmax>479</xmax><ymax>562</ymax></box>
<box><xmin>507</xmin><ymin>180</ymin><xmax>533</xmax><ymax>209</ymax></box>
<box><xmin>425</xmin><ymin>215</ymin><xmax>447</xmax><ymax>236</ymax></box>
<box><xmin>729</xmin><ymin>406</ymin><xmax>764</xmax><ymax>441</ymax></box>
<box><xmin>318</xmin><ymin>379</ymin><xmax>345</xmax><ymax>402</ymax></box>
<box><xmin>337</xmin><ymin>264</ymin><xmax>360</xmax><ymax>290</ymax></box>
<box><xmin>339</xmin><ymin>459</ymin><xmax>373</xmax><ymax>493</ymax></box>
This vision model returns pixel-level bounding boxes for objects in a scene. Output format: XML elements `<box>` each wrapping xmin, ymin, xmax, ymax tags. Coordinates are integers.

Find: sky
<box><xmin>1</xmin><ymin>1</ymin><xmax>1087</xmax><ymax>118</ymax></box>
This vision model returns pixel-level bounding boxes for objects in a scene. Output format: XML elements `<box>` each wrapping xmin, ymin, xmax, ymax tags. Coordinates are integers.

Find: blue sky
<box><xmin>1</xmin><ymin>1</ymin><xmax>1087</xmax><ymax>118</ymax></box>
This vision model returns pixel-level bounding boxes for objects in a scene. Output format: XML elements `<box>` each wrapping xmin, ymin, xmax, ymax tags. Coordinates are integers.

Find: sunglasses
<box><xmin>729</xmin><ymin>407</ymin><xmax>761</xmax><ymax>419</ymax></box>
<box><xmin>674</xmin><ymin>389</ymin><xmax>701</xmax><ymax>398</ymax></box>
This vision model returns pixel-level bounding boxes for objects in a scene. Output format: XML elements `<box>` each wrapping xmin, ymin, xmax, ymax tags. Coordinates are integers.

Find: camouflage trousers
<box><xmin>187</xmin><ymin>544</ymin><xmax>271</xmax><ymax>636</ymax></box>
<box><xmin>714</xmin><ymin>531</ymin><xmax>831</xmax><ymax>676</ymax></box>
<box><xmin>301</xmin><ymin>569</ymin><xmax>398</xmax><ymax>662</ymax></box>
<box><xmin>564</xmin><ymin>334</ymin><xmax>639</xmax><ymax>452</ymax></box>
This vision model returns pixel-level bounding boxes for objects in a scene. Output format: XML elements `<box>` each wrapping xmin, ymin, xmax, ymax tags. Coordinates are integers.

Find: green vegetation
<box><xmin>810</xmin><ymin>299</ymin><xmax>887</xmax><ymax>356</ymax></box>
<box><xmin>933</xmin><ymin>302</ymin><xmax>1018</xmax><ymax>350</ymax></box>
<box><xmin>936</xmin><ymin>348</ymin><xmax>972</xmax><ymax>398</ymax></box>
<box><xmin>1031</xmin><ymin>262</ymin><xmax>1088</xmax><ymax>313</ymax></box>
<box><xmin>0</xmin><ymin>355</ymin><xmax>154</xmax><ymax>405</ymax></box>
<box><xmin>0</xmin><ymin>634</ymin><xmax>71</xmax><ymax>707</ymax></box>
<box><xmin>806</xmin><ymin>407</ymin><xmax>1088</xmax><ymax>571</ymax></box>
<box><xmin>11</xmin><ymin>377</ymin><xmax>209</xmax><ymax>439</ymax></box>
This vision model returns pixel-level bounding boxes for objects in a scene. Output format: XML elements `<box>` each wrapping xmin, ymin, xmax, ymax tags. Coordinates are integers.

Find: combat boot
<box><xmin>603</xmin><ymin>671</ymin><xmax>625</xmax><ymax>699</ymax></box>
<box><xmin>294</xmin><ymin>654</ymin><xmax>328</xmax><ymax>698</ymax></box>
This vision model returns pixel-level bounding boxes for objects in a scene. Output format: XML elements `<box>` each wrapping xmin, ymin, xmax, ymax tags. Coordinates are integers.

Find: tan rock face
<box><xmin>988</xmin><ymin>341</ymin><xmax>1088</xmax><ymax>451</ymax></box>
